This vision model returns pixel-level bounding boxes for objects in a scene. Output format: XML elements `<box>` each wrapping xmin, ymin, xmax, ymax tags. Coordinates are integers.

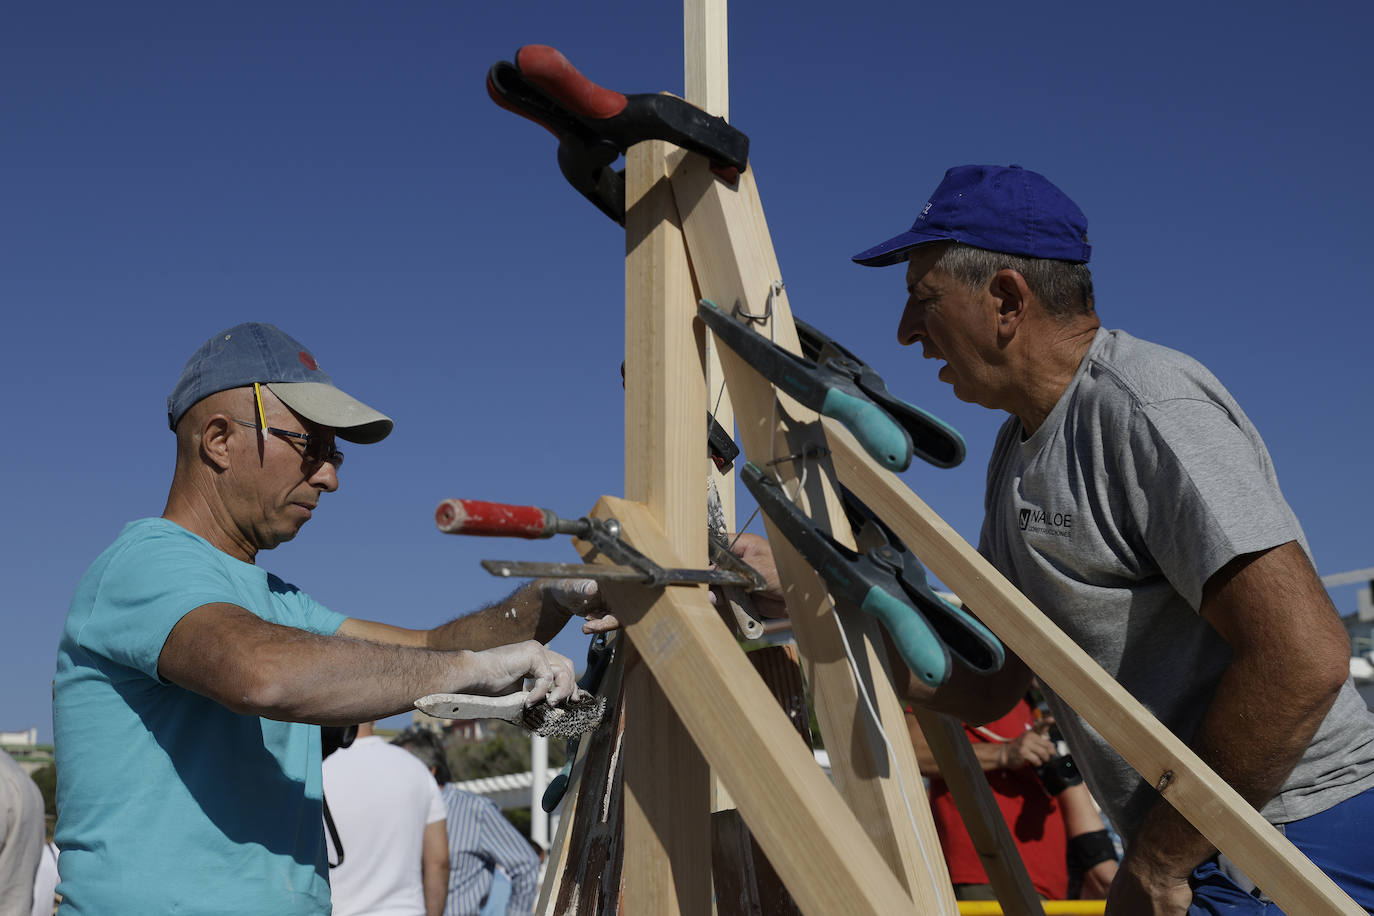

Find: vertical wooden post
<box><xmin>622</xmin><ymin>136</ymin><xmax>713</xmax><ymax>915</ymax></box>
<box><xmin>685</xmin><ymin>0</ymin><xmax>729</xmax><ymax>120</ymax></box>
<box><xmin>685</xmin><ymin>0</ymin><xmax>741</xmax><ymax>826</ymax></box>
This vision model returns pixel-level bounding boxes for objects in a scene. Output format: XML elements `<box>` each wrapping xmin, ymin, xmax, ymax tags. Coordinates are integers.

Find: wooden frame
<box><xmin>529</xmin><ymin>4</ymin><xmax>1365</xmax><ymax>914</ymax></box>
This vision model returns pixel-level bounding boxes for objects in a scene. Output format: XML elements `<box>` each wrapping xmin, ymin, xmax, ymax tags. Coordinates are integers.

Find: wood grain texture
<box><xmin>668</xmin><ymin>150</ymin><xmax>958</xmax><ymax>914</ymax></box>
<box><xmin>910</xmin><ymin>708</ymin><xmax>1045</xmax><ymax>916</ymax></box>
<box><xmin>684</xmin><ymin>0</ymin><xmax>728</xmax><ymax>119</ymax></box>
<box><xmin>621</xmin><ymin>137</ymin><xmax>712</xmax><ymax>916</ymax></box>
<box><xmin>588</xmin><ymin>495</ymin><xmax>918</xmax><ymax>915</ymax></box>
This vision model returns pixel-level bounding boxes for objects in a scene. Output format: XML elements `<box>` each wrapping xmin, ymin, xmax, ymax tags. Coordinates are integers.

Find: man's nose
<box><xmin>311</xmin><ymin>460</ymin><xmax>339</xmax><ymax>492</ymax></box>
<box><xmin>897</xmin><ymin>304</ymin><xmax>924</xmax><ymax>346</ymax></box>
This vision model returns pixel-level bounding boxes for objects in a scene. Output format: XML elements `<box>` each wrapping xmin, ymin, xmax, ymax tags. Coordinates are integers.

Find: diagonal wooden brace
<box><xmin>584</xmin><ymin>495</ymin><xmax>917</xmax><ymax>914</ymax></box>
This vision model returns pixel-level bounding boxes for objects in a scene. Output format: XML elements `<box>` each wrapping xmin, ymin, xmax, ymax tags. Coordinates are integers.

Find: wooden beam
<box><xmin>667</xmin><ymin>150</ymin><xmax>957</xmax><ymax>914</ymax></box>
<box><xmin>622</xmin><ymin>136</ymin><xmax>713</xmax><ymax>915</ymax></box>
<box><xmin>824</xmin><ymin>418</ymin><xmax>1364</xmax><ymax>916</ymax></box>
<box><xmin>683</xmin><ymin>0</ymin><xmax>738</xmax><ymax>650</ymax></box>
<box><xmin>710</xmin><ymin>646</ymin><xmax>809</xmax><ymax>916</ymax></box>
<box><xmin>684</xmin><ymin>0</ymin><xmax>728</xmax><ymax>119</ymax></box>
<box><xmin>545</xmin><ymin>646</ymin><xmax>629</xmax><ymax>915</ymax></box>
<box><xmin>910</xmin><ymin>708</ymin><xmax>1045</xmax><ymax>916</ymax></box>
<box><xmin>588</xmin><ymin>495</ymin><xmax>917</xmax><ymax>915</ymax></box>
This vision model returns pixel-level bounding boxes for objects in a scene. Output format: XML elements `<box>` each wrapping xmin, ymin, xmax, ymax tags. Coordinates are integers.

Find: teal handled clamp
<box><xmin>699</xmin><ymin>299</ymin><xmax>964</xmax><ymax>473</ymax></box>
<box><xmin>794</xmin><ymin>317</ymin><xmax>965</xmax><ymax>470</ymax></box>
<box><xmin>741</xmin><ymin>462</ymin><xmax>1003</xmax><ymax>688</ymax></box>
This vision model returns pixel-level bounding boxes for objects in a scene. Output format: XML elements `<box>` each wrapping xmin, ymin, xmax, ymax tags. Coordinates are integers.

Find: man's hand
<box><xmin>543</xmin><ymin>578</ymin><xmax>621</xmax><ymax>634</ymax></box>
<box><xmin>996</xmin><ymin>716</ymin><xmax>1057</xmax><ymax>769</ymax></box>
<box><xmin>544</xmin><ymin>533</ymin><xmax>790</xmax><ymax>630</ymax></box>
<box><xmin>1104</xmin><ymin>849</ymin><xmax>1192</xmax><ymax>915</ymax></box>
<box><xmin>460</xmin><ymin>640</ymin><xmax>577</xmax><ymax>706</ymax></box>
<box><xmin>715</xmin><ymin>532</ymin><xmax>788</xmax><ymax>618</ymax></box>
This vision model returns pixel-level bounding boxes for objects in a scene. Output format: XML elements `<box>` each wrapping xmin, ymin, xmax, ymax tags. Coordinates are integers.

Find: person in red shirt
<box><xmin>906</xmin><ymin>695</ymin><xmax>1119</xmax><ymax>901</ymax></box>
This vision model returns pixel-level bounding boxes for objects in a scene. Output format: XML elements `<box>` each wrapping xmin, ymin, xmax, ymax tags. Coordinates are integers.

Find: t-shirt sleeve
<box><xmin>1125</xmin><ymin>398</ymin><xmax>1301</xmax><ymax>609</ymax></box>
<box><xmin>265</xmin><ymin>574</ymin><xmax>347</xmax><ymax>636</ymax></box>
<box><xmin>425</xmin><ymin>776</ymin><xmax>447</xmax><ymax>825</ymax></box>
<box><xmin>72</xmin><ymin>533</ymin><xmax>246</xmax><ymax>682</ymax></box>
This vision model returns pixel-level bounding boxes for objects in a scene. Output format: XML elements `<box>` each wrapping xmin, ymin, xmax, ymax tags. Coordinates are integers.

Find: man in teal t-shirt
<box><xmin>54</xmin><ymin>323</ymin><xmax>605</xmax><ymax>914</ymax></box>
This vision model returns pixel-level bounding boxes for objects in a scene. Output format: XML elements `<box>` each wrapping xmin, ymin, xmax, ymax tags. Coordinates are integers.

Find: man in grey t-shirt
<box><xmin>850</xmin><ymin>165</ymin><xmax>1374</xmax><ymax>913</ymax></box>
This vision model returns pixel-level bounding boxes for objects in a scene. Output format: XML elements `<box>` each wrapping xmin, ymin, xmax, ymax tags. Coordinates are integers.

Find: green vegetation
<box><xmin>446</xmin><ymin>722</ymin><xmax>567</xmax><ymax>782</ymax></box>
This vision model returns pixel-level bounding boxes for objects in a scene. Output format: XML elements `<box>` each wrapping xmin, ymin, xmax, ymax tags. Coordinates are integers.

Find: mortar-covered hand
<box><xmin>460</xmin><ymin>640</ymin><xmax>577</xmax><ymax>706</ymax></box>
<box><xmin>543</xmin><ymin>578</ymin><xmax>619</xmax><ymax>634</ymax></box>
<box><xmin>713</xmin><ymin>532</ymin><xmax>788</xmax><ymax>618</ymax></box>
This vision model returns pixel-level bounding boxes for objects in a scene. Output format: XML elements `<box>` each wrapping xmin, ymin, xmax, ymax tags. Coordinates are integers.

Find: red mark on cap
<box><xmin>298</xmin><ymin>351</ymin><xmax>318</xmax><ymax>371</ymax></box>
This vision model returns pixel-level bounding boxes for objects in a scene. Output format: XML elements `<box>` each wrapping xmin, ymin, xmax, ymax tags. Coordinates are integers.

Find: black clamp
<box><xmin>741</xmin><ymin>461</ymin><xmax>1003</xmax><ymax>688</ymax></box>
<box><xmin>488</xmin><ymin>45</ymin><xmax>749</xmax><ymax>225</ymax></box>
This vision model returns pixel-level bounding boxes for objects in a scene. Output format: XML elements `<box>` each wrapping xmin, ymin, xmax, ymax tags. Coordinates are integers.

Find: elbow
<box><xmin>1311</xmin><ymin>649</ymin><xmax>1353</xmax><ymax>704</ymax></box>
<box><xmin>225</xmin><ymin>669</ymin><xmax>294</xmax><ymax>718</ymax></box>
<box><xmin>219</xmin><ymin>644</ymin><xmax>300</xmax><ymax>718</ymax></box>
<box><xmin>1293</xmin><ymin>622</ymin><xmax>1353</xmax><ymax>707</ymax></box>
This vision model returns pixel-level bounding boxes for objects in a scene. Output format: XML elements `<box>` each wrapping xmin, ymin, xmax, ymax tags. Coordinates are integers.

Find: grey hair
<box><xmin>933</xmin><ymin>243</ymin><xmax>1095</xmax><ymax>319</ymax></box>
<box><xmin>392</xmin><ymin>727</ymin><xmax>453</xmax><ymax>786</ymax></box>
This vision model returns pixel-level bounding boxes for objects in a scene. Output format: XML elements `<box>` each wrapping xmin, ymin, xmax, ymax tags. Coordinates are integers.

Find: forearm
<box><xmin>1126</xmin><ymin>649</ymin><xmax>1341</xmax><ymax>875</ymax></box>
<box><xmin>422</xmin><ymin>821</ymin><xmax>449</xmax><ymax>916</ymax></box>
<box><xmin>246</xmin><ymin>628</ymin><xmax>483</xmax><ymax>724</ymax></box>
<box><xmin>160</xmin><ymin>604</ymin><xmax>490</xmax><ymax>723</ymax></box>
<box><xmin>423</xmin><ymin>871</ymin><xmax>446</xmax><ymax>916</ymax></box>
<box><xmin>904</xmin><ymin>709</ymin><xmax>1029</xmax><ymax>780</ymax></box>
<box><xmin>1058</xmin><ymin>782</ymin><xmax>1109</xmax><ymax>838</ymax></box>
<box><xmin>427</xmin><ymin>581</ymin><xmax>572</xmax><ymax>650</ymax></box>
<box><xmin>1126</xmin><ymin>546</ymin><xmax>1348</xmax><ymax>877</ymax></box>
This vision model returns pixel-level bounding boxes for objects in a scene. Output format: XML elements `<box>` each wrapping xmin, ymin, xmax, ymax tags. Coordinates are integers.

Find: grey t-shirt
<box><xmin>979</xmin><ymin>328</ymin><xmax>1374</xmax><ymax>841</ymax></box>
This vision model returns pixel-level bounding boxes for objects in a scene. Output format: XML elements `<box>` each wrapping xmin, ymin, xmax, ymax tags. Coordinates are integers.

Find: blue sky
<box><xmin>4</xmin><ymin>2</ymin><xmax>1372</xmax><ymax>742</ymax></box>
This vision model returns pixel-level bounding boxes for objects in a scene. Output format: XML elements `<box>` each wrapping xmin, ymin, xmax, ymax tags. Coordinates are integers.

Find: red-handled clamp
<box><xmin>487</xmin><ymin>45</ymin><xmax>750</xmax><ymax>225</ymax></box>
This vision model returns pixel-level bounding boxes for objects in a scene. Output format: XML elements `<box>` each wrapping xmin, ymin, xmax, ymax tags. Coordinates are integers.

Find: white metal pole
<box><xmin>530</xmin><ymin>733</ymin><xmax>549</xmax><ymax>850</ymax></box>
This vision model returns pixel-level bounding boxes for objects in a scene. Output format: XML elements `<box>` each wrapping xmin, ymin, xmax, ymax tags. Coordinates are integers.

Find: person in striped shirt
<box><xmin>394</xmin><ymin>728</ymin><xmax>540</xmax><ymax>916</ymax></box>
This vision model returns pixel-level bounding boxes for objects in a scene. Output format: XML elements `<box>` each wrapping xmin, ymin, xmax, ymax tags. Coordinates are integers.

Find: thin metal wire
<box><xmin>829</xmin><ymin>597</ymin><xmax>943</xmax><ymax>901</ymax></box>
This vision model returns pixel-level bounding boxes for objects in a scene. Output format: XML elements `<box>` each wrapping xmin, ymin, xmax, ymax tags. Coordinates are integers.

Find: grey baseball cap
<box><xmin>167</xmin><ymin>322</ymin><xmax>394</xmax><ymax>444</ymax></box>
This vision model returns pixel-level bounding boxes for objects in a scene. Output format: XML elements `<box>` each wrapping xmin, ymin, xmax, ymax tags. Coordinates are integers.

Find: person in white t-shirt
<box><xmin>323</xmin><ymin>722</ymin><xmax>449</xmax><ymax>916</ymax></box>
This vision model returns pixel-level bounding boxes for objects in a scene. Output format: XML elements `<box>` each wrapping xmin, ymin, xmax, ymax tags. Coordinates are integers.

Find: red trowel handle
<box><xmin>435</xmin><ymin>499</ymin><xmax>557</xmax><ymax>538</ymax></box>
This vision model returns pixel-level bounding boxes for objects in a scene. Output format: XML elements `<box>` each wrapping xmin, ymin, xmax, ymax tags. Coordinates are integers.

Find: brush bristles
<box><xmin>520</xmin><ymin>694</ymin><xmax>607</xmax><ymax>739</ymax></box>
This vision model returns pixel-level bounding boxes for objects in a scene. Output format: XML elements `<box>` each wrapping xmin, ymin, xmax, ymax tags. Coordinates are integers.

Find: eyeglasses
<box><xmin>231</xmin><ymin>418</ymin><xmax>345</xmax><ymax>468</ymax></box>
<box><xmin>233</xmin><ymin>383</ymin><xmax>344</xmax><ymax>468</ymax></box>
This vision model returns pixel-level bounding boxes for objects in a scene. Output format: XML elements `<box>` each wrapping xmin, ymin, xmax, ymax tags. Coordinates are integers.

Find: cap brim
<box><xmin>265</xmin><ymin>382</ymin><xmax>394</xmax><ymax>444</ymax></box>
<box><xmin>851</xmin><ymin>229</ymin><xmax>955</xmax><ymax>267</ymax></box>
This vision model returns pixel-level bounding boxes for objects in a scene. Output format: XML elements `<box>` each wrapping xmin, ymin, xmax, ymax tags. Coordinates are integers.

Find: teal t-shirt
<box><xmin>53</xmin><ymin>518</ymin><xmax>347</xmax><ymax>914</ymax></box>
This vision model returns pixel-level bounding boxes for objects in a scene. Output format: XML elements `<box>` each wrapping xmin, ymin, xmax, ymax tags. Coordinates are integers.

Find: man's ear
<box><xmin>199</xmin><ymin>415</ymin><xmax>235</xmax><ymax>471</ymax></box>
<box><xmin>991</xmin><ymin>268</ymin><xmax>1032</xmax><ymax>339</ymax></box>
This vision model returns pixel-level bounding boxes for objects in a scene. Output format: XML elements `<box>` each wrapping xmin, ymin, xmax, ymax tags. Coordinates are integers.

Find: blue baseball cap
<box><xmin>167</xmin><ymin>322</ymin><xmax>394</xmax><ymax>443</ymax></box>
<box><xmin>851</xmin><ymin>164</ymin><xmax>1090</xmax><ymax>267</ymax></box>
